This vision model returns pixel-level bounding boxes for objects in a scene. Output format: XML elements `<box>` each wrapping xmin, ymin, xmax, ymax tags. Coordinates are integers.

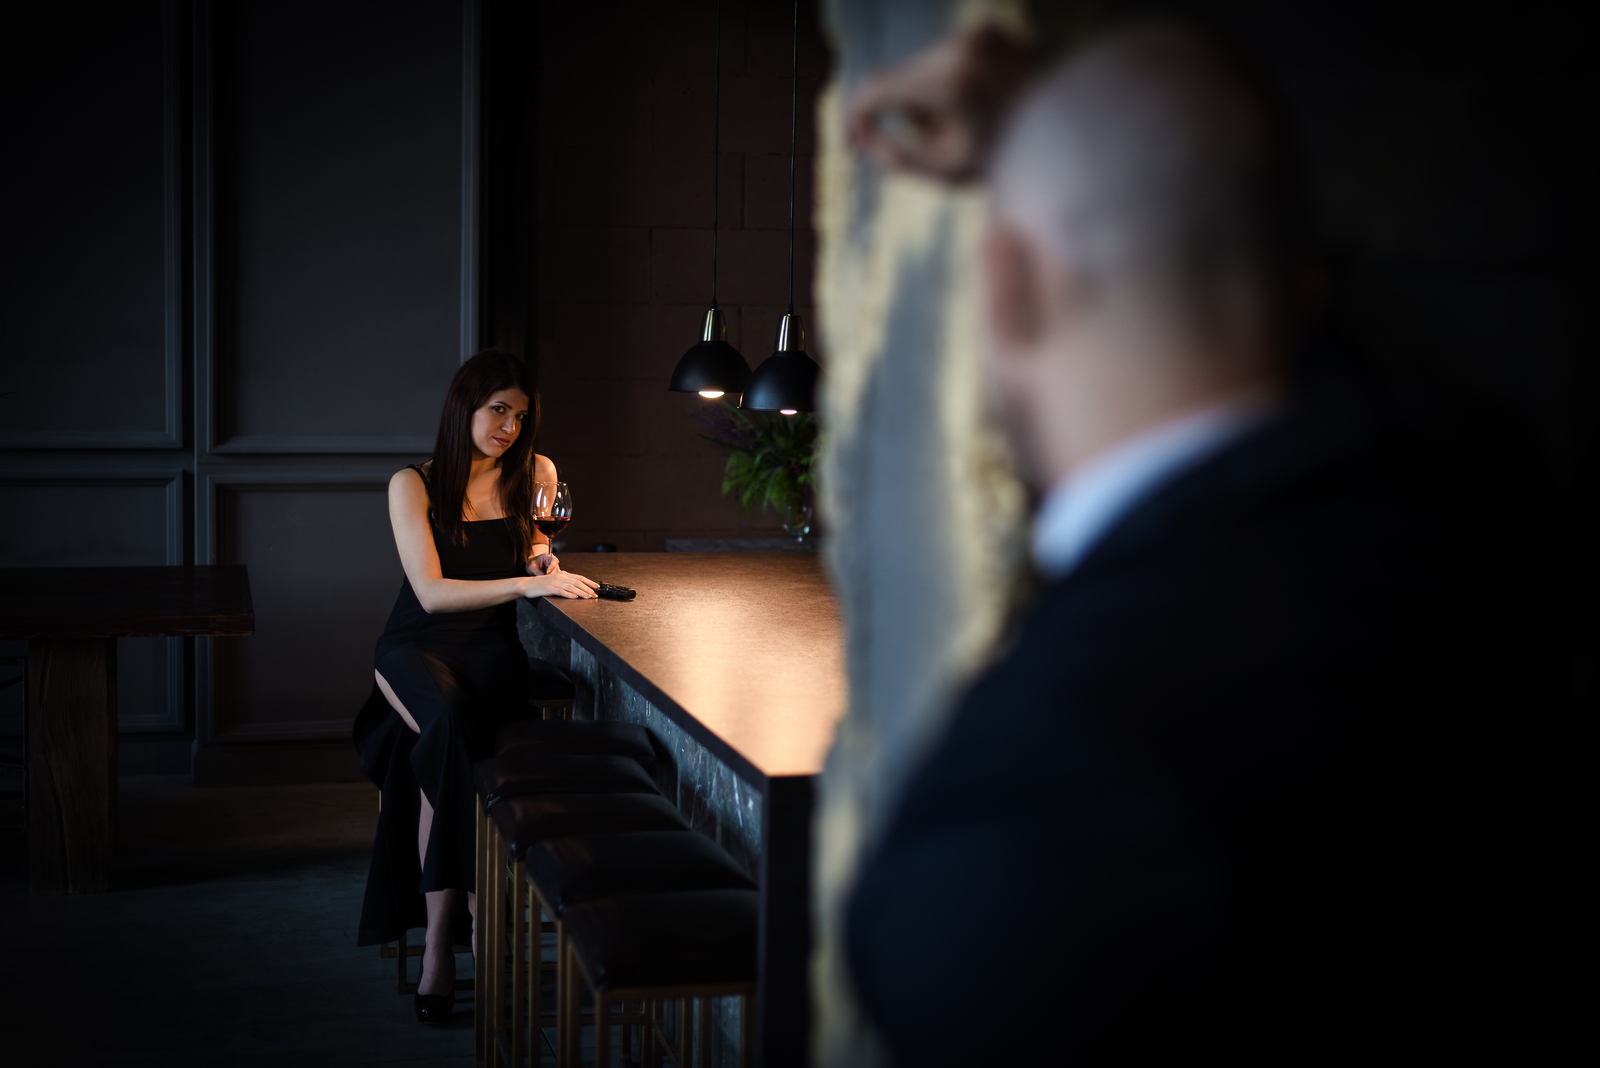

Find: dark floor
<box><xmin>0</xmin><ymin>775</ymin><xmax>481</xmax><ymax>1067</ymax></box>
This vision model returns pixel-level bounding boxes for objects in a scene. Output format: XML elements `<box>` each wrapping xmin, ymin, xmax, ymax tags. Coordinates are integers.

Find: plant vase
<box><xmin>782</xmin><ymin>500</ymin><xmax>814</xmax><ymax>541</ymax></box>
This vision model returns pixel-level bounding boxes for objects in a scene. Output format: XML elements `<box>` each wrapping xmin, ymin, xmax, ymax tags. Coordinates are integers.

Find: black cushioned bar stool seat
<box><xmin>480</xmin><ymin>793</ymin><xmax>694</xmax><ymax>1061</ymax></box>
<box><xmin>490</xmin><ymin>793</ymin><xmax>690</xmax><ymax>862</ymax></box>
<box><xmin>494</xmin><ymin>717</ymin><xmax>657</xmax><ymax>771</ymax></box>
<box><xmin>525</xmin><ymin>831</ymin><xmax>755</xmax><ymax>1064</ymax></box>
<box><xmin>472</xmin><ymin>752</ymin><xmax>662</xmax><ymax>1065</ymax></box>
<box><xmin>562</xmin><ymin>889</ymin><xmax>760</xmax><ymax>1067</ymax></box>
<box><xmin>565</xmin><ymin>889</ymin><xmax>759</xmax><ymax>990</ymax></box>
<box><xmin>526</xmin><ymin>831</ymin><xmax>755</xmax><ymax>917</ymax></box>
<box><xmin>473</xmin><ymin>753</ymin><xmax>658</xmax><ymax>811</ymax></box>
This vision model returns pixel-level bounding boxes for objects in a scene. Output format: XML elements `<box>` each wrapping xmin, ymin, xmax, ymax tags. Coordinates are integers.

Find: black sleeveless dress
<box><xmin>352</xmin><ymin>464</ymin><xmax>531</xmax><ymax>946</ymax></box>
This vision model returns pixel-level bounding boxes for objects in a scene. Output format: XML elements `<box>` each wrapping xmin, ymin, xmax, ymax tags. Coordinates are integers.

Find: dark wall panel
<box><xmin>0</xmin><ymin>2</ymin><xmax>175</xmax><ymax>447</ymax></box>
<box><xmin>0</xmin><ymin>477</ymin><xmax>183</xmax><ymax>733</ymax></box>
<box><xmin>211</xmin><ymin>483</ymin><xmax>401</xmax><ymax>740</ymax></box>
<box><xmin>215</xmin><ymin>0</ymin><xmax>467</xmax><ymax>451</ymax></box>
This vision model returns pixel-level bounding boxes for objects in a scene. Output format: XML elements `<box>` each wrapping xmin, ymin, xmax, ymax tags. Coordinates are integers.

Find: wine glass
<box><xmin>532</xmin><ymin>482</ymin><xmax>573</xmax><ymax>545</ymax></box>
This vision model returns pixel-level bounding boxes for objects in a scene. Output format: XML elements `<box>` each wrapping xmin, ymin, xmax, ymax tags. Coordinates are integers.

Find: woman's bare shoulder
<box><xmin>390</xmin><ymin>464</ymin><xmax>428</xmax><ymax>497</ymax></box>
<box><xmin>533</xmin><ymin>453</ymin><xmax>558</xmax><ymax>481</ymax></box>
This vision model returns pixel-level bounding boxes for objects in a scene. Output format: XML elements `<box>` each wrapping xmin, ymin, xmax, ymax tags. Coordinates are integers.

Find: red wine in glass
<box><xmin>533</xmin><ymin>481</ymin><xmax>572</xmax><ymax>542</ymax></box>
<box><xmin>534</xmin><ymin>515</ymin><xmax>569</xmax><ymax>536</ymax></box>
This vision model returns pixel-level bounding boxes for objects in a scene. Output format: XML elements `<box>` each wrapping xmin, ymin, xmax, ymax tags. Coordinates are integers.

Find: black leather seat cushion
<box><xmin>489</xmin><ymin>793</ymin><xmax>690</xmax><ymax>861</ymax></box>
<box><xmin>563</xmin><ymin>889</ymin><xmax>759</xmax><ymax>991</ymax></box>
<box><xmin>526</xmin><ymin>656</ymin><xmax>576</xmax><ymax>701</ymax></box>
<box><xmin>472</xmin><ymin>753</ymin><xmax>658</xmax><ymax>810</ymax></box>
<box><xmin>494</xmin><ymin>718</ymin><xmax>656</xmax><ymax>771</ymax></box>
<box><xmin>525</xmin><ymin>831</ymin><xmax>755</xmax><ymax>916</ymax></box>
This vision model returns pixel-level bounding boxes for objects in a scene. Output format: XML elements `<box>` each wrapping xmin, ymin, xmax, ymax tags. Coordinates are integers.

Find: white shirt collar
<box><xmin>1031</xmin><ymin>398</ymin><xmax>1277</xmax><ymax>579</ymax></box>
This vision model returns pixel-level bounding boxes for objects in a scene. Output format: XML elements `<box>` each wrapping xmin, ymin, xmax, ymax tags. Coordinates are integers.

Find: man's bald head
<box><xmin>980</xmin><ymin>22</ymin><xmax>1300</xmax><ymax>485</ymax></box>
<box><xmin>990</xmin><ymin>22</ymin><xmax>1300</xmax><ymax>345</ymax></box>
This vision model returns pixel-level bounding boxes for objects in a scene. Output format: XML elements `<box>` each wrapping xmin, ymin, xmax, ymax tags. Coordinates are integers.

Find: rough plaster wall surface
<box><xmin>811</xmin><ymin>1</ymin><xmax>1028</xmax><ymax>1063</ymax></box>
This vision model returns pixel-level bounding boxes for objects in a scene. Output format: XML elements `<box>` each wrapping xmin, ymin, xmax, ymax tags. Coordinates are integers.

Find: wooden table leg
<box><xmin>26</xmin><ymin>637</ymin><xmax>117</xmax><ymax>895</ymax></box>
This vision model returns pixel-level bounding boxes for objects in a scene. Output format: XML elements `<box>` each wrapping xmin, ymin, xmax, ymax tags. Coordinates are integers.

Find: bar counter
<box><xmin>516</xmin><ymin>552</ymin><xmax>846</xmax><ymax>1066</ymax></box>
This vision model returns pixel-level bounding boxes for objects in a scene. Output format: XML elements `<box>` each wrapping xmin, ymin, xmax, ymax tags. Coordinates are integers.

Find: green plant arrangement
<box><xmin>692</xmin><ymin>400</ymin><xmax>820</xmax><ymax>538</ymax></box>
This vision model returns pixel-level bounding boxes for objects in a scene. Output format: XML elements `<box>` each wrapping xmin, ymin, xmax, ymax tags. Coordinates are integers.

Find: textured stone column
<box><xmin>810</xmin><ymin>1</ymin><xmax>1033</xmax><ymax>1062</ymax></box>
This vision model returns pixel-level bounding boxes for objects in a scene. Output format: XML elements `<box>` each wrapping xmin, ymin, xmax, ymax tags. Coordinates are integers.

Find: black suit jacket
<box><xmin>847</xmin><ymin>382</ymin><xmax>1571</xmax><ymax>1062</ymax></box>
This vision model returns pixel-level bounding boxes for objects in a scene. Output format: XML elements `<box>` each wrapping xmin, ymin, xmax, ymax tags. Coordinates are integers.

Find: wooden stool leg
<box><xmin>678</xmin><ymin>997</ymin><xmax>691</xmax><ymax>1068</ymax></box>
<box><xmin>696</xmin><ymin>996</ymin><xmax>712</xmax><ymax>1068</ymax></box>
<box><xmin>491</xmin><ymin>829</ymin><xmax>507</xmax><ymax>1066</ymax></box>
<box><xmin>595</xmin><ymin>992</ymin><xmax>610</xmax><ymax>1068</ymax></box>
<box><xmin>475</xmin><ymin>804</ymin><xmax>486</xmax><ymax>1063</ymax></box>
<box><xmin>555</xmin><ymin>919</ymin><xmax>569</xmax><ymax>1068</ymax></box>
<box><xmin>562</xmin><ymin>941</ymin><xmax>579</xmax><ymax>1068</ymax></box>
<box><xmin>738</xmin><ymin>995</ymin><xmax>750</xmax><ymax>1068</ymax></box>
<box><xmin>511</xmin><ymin>859</ymin><xmax>526</xmax><ymax>1068</ymax></box>
<box><xmin>486</xmin><ymin>830</ymin><xmax>497</xmax><ymax>1066</ymax></box>
<box><xmin>397</xmin><ymin>929</ymin><xmax>408</xmax><ymax>992</ymax></box>
<box><xmin>530</xmin><ymin>904</ymin><xmax>543</xmax><ymax>1068</ymax></box>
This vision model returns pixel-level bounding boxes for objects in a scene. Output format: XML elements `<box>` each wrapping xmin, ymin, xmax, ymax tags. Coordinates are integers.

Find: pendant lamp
<box><xmin>668</xmin><ymin>0</ymin><xmax>750</xmax><ymax>399</ymax></box>
<box><xmin>740</xmin><ymin>0</ymin><xmax>820</xmax><ymax>415</ymax></box>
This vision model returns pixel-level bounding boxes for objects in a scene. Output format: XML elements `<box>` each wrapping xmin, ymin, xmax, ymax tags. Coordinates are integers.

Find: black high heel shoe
<box><xmin>414</xmin><ymin>988</ymin><xmax>455</xmax><ymax>1025</ymax></box>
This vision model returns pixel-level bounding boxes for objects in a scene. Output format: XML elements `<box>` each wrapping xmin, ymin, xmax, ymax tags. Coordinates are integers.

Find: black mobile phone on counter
<box><xmin>594</xmin><ymin>582</ymin><xmax>636</xmax><ymax>601</ymax></box>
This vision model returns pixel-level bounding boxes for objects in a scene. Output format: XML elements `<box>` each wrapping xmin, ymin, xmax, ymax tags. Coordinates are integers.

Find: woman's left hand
<box><xmin>531</xmin><ymin>552</ymin><xmax>560</xmax><ymax>576</ymax></box>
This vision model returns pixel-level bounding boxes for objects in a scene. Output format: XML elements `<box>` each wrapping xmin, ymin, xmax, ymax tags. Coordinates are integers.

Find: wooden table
<box><xmin>0</xmin><ymin>566</ymin><xmax>254</xmax><ymax>894</ymax></box>
<box><xmin>525</xmin><ymin>553</ymin><xmax>847</xmax><ymax>1066</ymax></box>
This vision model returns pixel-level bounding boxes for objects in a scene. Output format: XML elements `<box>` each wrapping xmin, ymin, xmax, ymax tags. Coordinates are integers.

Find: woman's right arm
<box><xmin>389</xmin><ymin>468</ymin><xmax>596</xmax><ymax>612</ymax></box>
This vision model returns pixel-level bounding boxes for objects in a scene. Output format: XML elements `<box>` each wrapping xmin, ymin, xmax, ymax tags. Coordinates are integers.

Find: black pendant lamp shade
<box><xmin>668</xmin><ymin>0</ymin><xmax>751</xmax><ymax>400</ymax></box>
<box><xmin>741</xmin><ymin>0</ymin><xmax>818</xmax><ymax>414</ymax></box>
<box><xmin>739</xmin><ymin>312</ymin><xmax>818</xmax><ymax>413</ymax></box>
<box><xmin>669</xmin><ymin>308</ymin><xmax>749</xmax><ymax>398</ymax></box>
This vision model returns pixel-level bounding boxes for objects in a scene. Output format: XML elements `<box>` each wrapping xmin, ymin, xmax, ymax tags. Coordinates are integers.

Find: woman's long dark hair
<box><xmin>427</xmin><ymin>349</ymin><xmax>540</xmax><ymax>562</ymax></box>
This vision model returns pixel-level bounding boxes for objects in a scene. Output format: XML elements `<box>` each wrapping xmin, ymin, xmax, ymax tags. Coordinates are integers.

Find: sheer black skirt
<box><xmin>353</xmin><ymin>629</ymin><xmax>529</xmax><ymax>946</ymax></box>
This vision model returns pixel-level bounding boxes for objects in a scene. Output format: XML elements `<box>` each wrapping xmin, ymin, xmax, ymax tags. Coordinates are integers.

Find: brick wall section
<box><xmin>534</xmin><ymin>0</ymin><xmax>829</xmax><ymax>551</ymax></box>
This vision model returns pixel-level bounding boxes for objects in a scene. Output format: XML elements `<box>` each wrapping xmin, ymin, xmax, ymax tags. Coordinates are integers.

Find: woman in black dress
<box><xmin>352</xmin><ymin>350</ymin><xmax>597</xmax><ymax>1023</ymax></box>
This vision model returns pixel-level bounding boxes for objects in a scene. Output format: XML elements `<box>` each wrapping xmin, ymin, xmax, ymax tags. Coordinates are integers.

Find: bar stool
<box><xmin>527</xmin><ymin>656</ymin><xmax>577</xmax><ymax>720</ymax></box>
<box><xmin>475</xmin><ymin>752</ymin><xmax>659</xmax><ymax>810</ymax></box>
<box><xmin>561</xmin><ymin>889</ymin><xmax>759</xmax><ymax>1067</ymax></box>
<box><xmin>495</xmin><ymin>717</ymin><xmax>657</xmax><ymax>769</ymax></box>
<box><xmin>473</xmin><ymin>783</ymin><xmax>681</xmax><ymax>1068</ymax></box>
<box><xmin>523</xmin><ymin>831</ymin><xmax>755</xmax><ymax>1067</ymax></box>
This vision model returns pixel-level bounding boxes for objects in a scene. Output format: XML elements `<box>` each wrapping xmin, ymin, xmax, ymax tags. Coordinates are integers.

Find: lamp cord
<box><xmin>787</xmin><ymin>0</ymin><xmax>798</xmax><ymax>315</ymax></box>
<box><xmin>711</xmin><ymin>0</ymin><xmax>722</xmax><ymax>309</ymax></box>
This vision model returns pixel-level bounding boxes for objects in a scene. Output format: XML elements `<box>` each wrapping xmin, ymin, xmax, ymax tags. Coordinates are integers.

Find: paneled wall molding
<box><xmin>210</xmin><ymin>436</ymin><xmax>436</xmax><ymax>455</ymax></box>
<box><xmin>0</xmin><ymin>1</ymin><xmax>183</xmax><ymax>451</ymax></box>
<box><xmin>0</xmin><ymin>469</ymin><xmax>185</xmax><ymax>566</ymax></box>
<box><xmin>192</xmin><ymin>0</ymin><xmax>217</xmax><ymax>465</ymax></box>
<box><xmin>196</xmin><ymin>0</ymin><xmax>481</xmax><ymax>458</ymax></box>
<box><xmin>461</xmin><ymin>0</ymin><xmax>482</xmax><ymax>360</ymax></box>
<box><xmin>197</xmin><ymin>470</ymin><xmax>396</xmax><ymax>748</ymax></box>
<box><xmin>0</xmin><ymin>469</ymin><xmax>187</xmax><ymax>733</ymax></box>
<box><xmin>196</xmin><ymin>469</ymin><xmax>398</xmax><ymax>564</ymax></box>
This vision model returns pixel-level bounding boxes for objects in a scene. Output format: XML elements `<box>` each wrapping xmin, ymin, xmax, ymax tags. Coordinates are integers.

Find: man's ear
<box><xmin>982</xmin><ymin>223</ymin><xmax>1047</xmax><ymax>351</ymax></box>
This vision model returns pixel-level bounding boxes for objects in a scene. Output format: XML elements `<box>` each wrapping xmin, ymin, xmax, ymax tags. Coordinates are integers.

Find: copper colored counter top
<box><xmin>534</xmin><ymin>553</ymin><xmax>847</xmax><ymax>779</ymax></box>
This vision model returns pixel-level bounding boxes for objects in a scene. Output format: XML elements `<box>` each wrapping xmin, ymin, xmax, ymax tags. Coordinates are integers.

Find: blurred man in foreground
<box><xmin>845</xmin><ymin>21</ymin><xmax>1568</xmax><ymax>1063</ymax></box>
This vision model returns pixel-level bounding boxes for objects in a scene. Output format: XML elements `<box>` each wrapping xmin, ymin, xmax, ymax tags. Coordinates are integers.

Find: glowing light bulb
<box><xmin>698</xmin><ymin>390</ymin><xmax>725</xmax><ymax>399</ymax></box>
<box><xmin>780</xmin><ymin>409</ymin><xmax>798</xmax><ymax>416</ymax></box>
